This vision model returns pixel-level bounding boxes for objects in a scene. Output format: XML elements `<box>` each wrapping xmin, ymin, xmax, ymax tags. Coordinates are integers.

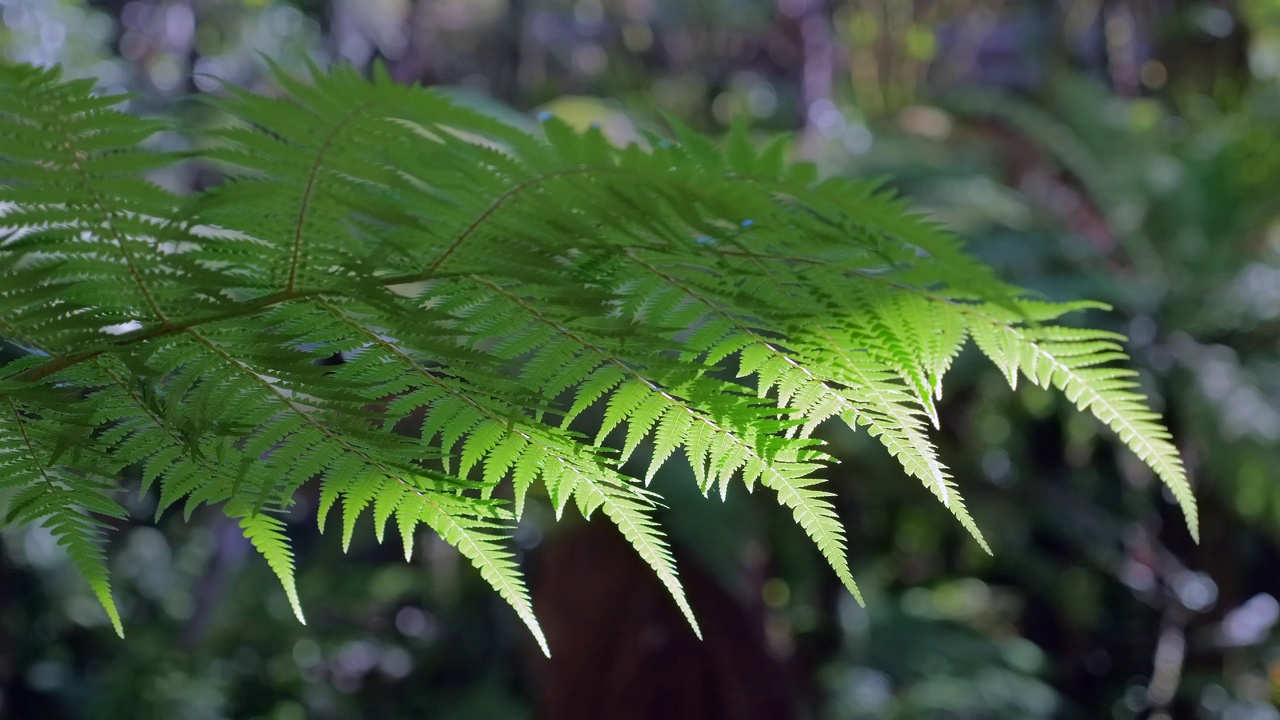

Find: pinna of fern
<box><xmin>0</xmin><ymin>62</ymin><xmax>1196</xmax><ymax>654</ymax></box>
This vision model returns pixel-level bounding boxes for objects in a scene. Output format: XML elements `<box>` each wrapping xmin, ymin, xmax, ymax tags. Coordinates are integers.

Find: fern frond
<box><xmin>1</xmin><ymin>395</ymin><xmax>125</xmax><ymax>636</ymax></box>
<box><xmin>0</xmin><ymin>63</ymin><xmax>1196</xmax><ymax>651</ymax></box>
<box><xmin>413</xmin><ymin>490</ymin><xmax>550</xmax><ymax>657</ymax></box>
<box><xmin>232</xmin><ymin>501</ymin><xmax>306</xmax><ymax>625</ymax></box>
<box><xmin>968</xmin><ymin>304</ymin><xmax>1198</xmax><ymax>540</ymax></box>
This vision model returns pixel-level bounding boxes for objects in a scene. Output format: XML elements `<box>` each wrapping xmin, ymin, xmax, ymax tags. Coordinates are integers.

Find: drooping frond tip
<box><xmin>0</xmin><ymin>62</ymin><xmax>1195</xmax><ymax>650</ymax></box>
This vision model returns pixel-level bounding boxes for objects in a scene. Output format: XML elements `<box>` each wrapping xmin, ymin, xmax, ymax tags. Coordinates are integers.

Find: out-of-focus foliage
<box><xmin>3</xmin><ymin>2</ymin><xmax>1280</xmax><ymax>720</ymax></box>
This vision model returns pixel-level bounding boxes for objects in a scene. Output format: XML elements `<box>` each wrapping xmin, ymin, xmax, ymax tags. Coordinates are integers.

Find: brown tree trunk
<box><xmin>530</xmin><ymin>521</ymin><xmax>798</xmax><ymax>720</ymax></box>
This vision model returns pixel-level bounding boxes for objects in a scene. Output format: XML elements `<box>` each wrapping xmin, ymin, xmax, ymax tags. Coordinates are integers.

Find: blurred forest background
<box><xmin>4</xmin><ymin>0</ymin><xmax>1280</xmax><ymax>718</ymax></box>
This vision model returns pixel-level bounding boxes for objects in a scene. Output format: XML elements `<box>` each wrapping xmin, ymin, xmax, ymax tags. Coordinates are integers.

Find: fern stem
<box><xmin>5</xmin><ymin>161</ymin><xmax>619</xmax><ymax>384</ymax></box>
<box><xmin>590</xmin><ymin>253</ymin><xmax>860</xmax><ymax>599</ymax></box>
<box><xmin>706</xmin><ymin>249</ymin><xmax>953</xmax><ymax>489</ymax></box>
<box><xmin>285</xmin><ymin>101</ymin><xmax>380</xmax><ymax>293</ymax></box>
<box><xmin>51</xmin><ymin>121</ymin><xmax>169</xmax><ymax>323</ymax></box>
<box><xmin>180</xmin><ymin>326</ymin><xmax>441</xmax><ymax>507</ymax></box>
<box><xmin>0</xmin><ymin>320</ymin><xmax>195</xmax><ymax>507</ymax></box>
<box><xmin>620</xmin><ymin>249</ymin><xmax>855</xmax><ymax>427</ymax></box>
<box><xmin>421</xmin><ymin>165</ymin><xmax>602</xmax><ymax>277</ymax></box>
<box><xmin>313</xmin><ymin>296</ymin><xmax>698</xmax><ymax>625</ymax></box>
<box><xmin>4</xmin><ymin>397</ymin><xmax>56</xmax><ymax>491</ymax></box>
<box><xmin>467</xmin><ymin>272</ymin><xmax>763</xmax><ymax>479</ymax></box>
<box><xmin>313</xmin><ymin>297</ymin><xmax>614</xmax><ymax>482</ymax></box>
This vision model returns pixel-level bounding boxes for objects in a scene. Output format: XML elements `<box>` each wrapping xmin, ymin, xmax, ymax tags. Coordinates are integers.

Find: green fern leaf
<box><xmin>1</xmin><ymin>396</ymin><xmax>125</xmax><ymax>637</ymax></box>
<box><xmin>232</xmin><ymin>502</ymin><xmax>306</xmax><ymax>625</ymax></box>
<box><xmin>970</xmin><ymin>306</ymin><xmax>1198</xmax><ymax>540</ymax></box>
<box><xmin>0</xmin><ymin>62</ymin><xmax>1196</xmax><ymax>653</ymax></box>
<box><xmin>416</xmin><ymin>492</ymin><xmax>551</xmax><ymax>657</ymax></box>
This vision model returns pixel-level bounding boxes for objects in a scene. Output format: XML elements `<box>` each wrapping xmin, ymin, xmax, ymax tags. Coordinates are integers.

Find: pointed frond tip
<box><xmin>0</xmin><ymin>62</ymin><xmax>1195</xmax><ymax>650</ymax></box>
<box><xmin>235</xmin><ymin>505</ymin><xmax>306</xmax><ymax>625</ymax></box>
<box><xmin>969</xmin><ymin>316</ymin><xmax>1198</xmax><ymax>541</ymax></box>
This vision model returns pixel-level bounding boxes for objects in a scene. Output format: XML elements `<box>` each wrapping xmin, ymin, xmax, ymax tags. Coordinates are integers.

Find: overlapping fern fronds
<box><xmin>0</xmin><ymin>62</ymin><xmax>1197</xmax><ymax>653</ymax></box>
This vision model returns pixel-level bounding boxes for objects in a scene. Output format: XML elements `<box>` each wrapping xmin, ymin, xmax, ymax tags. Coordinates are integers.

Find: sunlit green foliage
<box><xmin>0</xmin><ymin>62</ymin><xmax>1196</xmax><ymax>653</ymax></box>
